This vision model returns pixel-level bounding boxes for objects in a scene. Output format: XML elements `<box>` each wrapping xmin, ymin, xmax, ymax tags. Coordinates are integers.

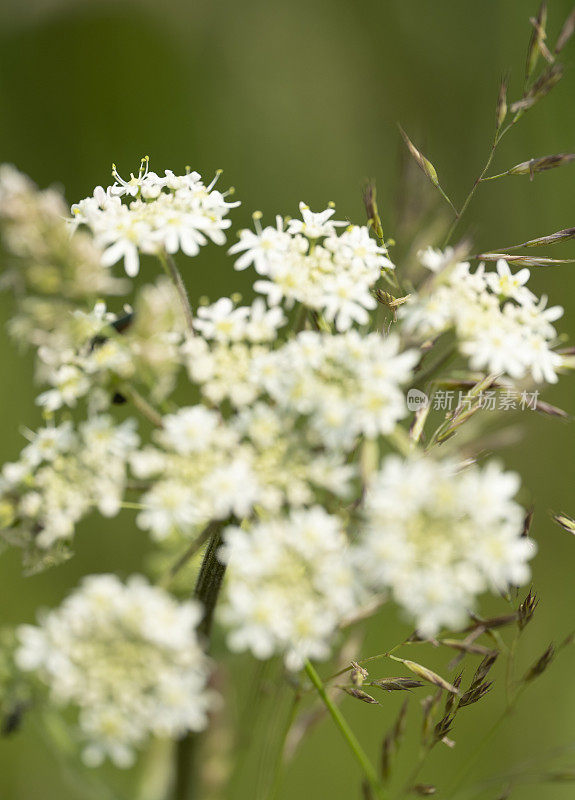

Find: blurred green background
<box><xmin>1</xmin><ymin>0</ymin><xmax>575</xmax><ymax>798</ymax></box>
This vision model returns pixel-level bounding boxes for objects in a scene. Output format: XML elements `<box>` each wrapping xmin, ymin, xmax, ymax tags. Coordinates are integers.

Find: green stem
<box><xmin>480</xmin><ymin>171</ymin><xmax>510</xmax><ymax>182</ymax></box>
<box><xmin>447</xmin><ymin>686</ymin><xmax>526</xmax><ymax>799</ymax></box>
<box><xmin>304</xmin><ymin>660</ymin><xmax>387</xmax><ymax>799</ymax></box>
<box><xmin>159</xmin><ymin>252</ymin><xmax>195</xmax><ymax>335</ymax></box>
<box><xmin>437</xmin><ymin>183</ymin><xmax>459</xmax><ymax>216</ymax></box>
<box><xmin>411</xmin><ymin>346</ymin><xmax>457</xmax><ymax>392</ymax></box>
<box><xmin>505</xmin><ymin>634</ymin><xmax>519</xmax><ymax>709</ymax></box>
<box><xmin>122</xmin><ymin>385</ymin><xmax>164</xmax><ymax>428</ymax></box>
<box><xmin>174</xmin><ymin>735</ymin><xmax>199</xmax><ymax>800</ymax></box>
<box><xmin>173</xmin><ymin>524</ymin><xmax>226</xmax><ymax>800</ymax></box>
<box><xmin>442</xmin><ymin>139</ymin><xmax>497</xmax><ymax>248</ymax></box>
<box><xmin>293</xmin><ymin>304</ymin><xmax>309</xmax><ymax>332</ymax></box>
<box><xmin>325</xmin><ymin>640</ymin><xmax>424</xmax><ymax>683</ymax></box>
<box><xmin>398</xmin><ymin>743</ymin><xmax>435</xmax><ymax>799</ymax></box>
<box><xmin>266</xmin><ymin>693</ymin><xmax>302</xmax><ymax>800</ymax></box>
<box><xmin>386</xmin><ymin>427</ymin><xmax>415</xmax><ymax>458</ymax></box>
<box><xmin>160</xmin><ymin>521</ymin><xmax>218</xmax><ymax>589</ymax></box>
<box><xmin>227</xmin><ymin>660</ymin><xmax>272</xmax><ymax>793</ymax></box>
<box><xmin>137</xmin><ymin>738</ymin><xmax>174</xmax><ymax>800</ymax></box>
<box><xmin>442</xmin><ymin>118</ymin><xmax>518</xmax><ymax>249</ymax></box>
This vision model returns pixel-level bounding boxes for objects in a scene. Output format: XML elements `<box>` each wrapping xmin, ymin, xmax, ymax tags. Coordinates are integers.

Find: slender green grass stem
<box><xmin>265</xmin><ymin>693</ymin><xmax>301</xmax><ymax>800</ymax></box>
<box><xmin>398</xmin><ymin>743</ymin><xmax>435</xmax><ymax>799</ymax></box>
<box><xmin>447</xmin><ymin>686</ymin><xmax>526</xmax><ymax>799</ymax></box>
<box><xmin>304</xmin><ymin>659</ymin><xmax>387</xmax><ymax>799</ymax></box>
<box><xmin>442</xmin><ymin>118</ymin><xmax>518</xmax><ymax>249</ymax></box>
<box><xmin>411</xmin><ymin>347</ymin><xmax>457</xmax><ymax>392</ymax></box>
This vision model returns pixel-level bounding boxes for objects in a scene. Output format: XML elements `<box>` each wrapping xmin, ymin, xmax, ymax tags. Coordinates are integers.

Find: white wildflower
<box><xmin>485</xmin><ymin>259</ymin><xmax>535</xmax><ymax>304</ymax></box>
<box><xmin>72</xmin><ymin>160</ymin><xmax>239</xmax><ymax>276</ymax></box>
<box><xmin>0</xmin><ymin>417</ymin><xmax>139</xmax><ymax>550</ymax></box>
<box><xmin>194</xmin><ymin>298</ymin><xmax>250</xmax><ymax>342</ymax></box>
<box><xmin>229</xmin><ymin>205</ymin><xmax>391</xmax><ymax>331</ymax></box>
<box><xmin>253</xmin><ymin>330</ymin><xmax>418</xmax><ymax>449</ymax></box>
<box><xmin>219</xmin><ymin>508</ymin><xmax>358</xmax><ymax>670</ymax></box>
<box><xmin>418</xmin><ymin>245</ymin><xmax>455</xmax><ymax>273</ymax></box>
<box><xmin>286</xmin><ymin>202</ymin><xmax>347</xmax><ymax>238</ymax></box>
<box><xmin>228</xmin><ymin>215</ymin><xmax>292</xmax><ymax>274</ymax></box>
<box><xmin>401</xmin><ymin>254</ymin><xmax>565</xmax><ymax>384</ymax></box>
<box><xmin>357</xmin><ymin>456</ymin><xmax>535</xmax><ymax>636</ymax></box>
<box><xmin>15</xmin><ymin>575</ymin><xmax>213</xmax><ymax>767</ymax></box>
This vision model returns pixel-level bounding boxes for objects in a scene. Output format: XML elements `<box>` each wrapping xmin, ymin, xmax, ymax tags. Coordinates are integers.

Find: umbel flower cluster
<box><xmin>0</xmin><ymin>146</ymin><xmax>572</xmax><ymax>783</ymax></box>
<box><xmin>15</xmin><ymin>575</ymin><xmax>212</xmax><ymax>767</ymax></box>
<box><xmin>403</xmin><ymin>250</ymin><xmax>564</xmax><ymax>383</ymax></box>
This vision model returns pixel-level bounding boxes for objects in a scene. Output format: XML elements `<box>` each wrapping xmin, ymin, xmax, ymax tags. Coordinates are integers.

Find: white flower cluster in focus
<box><xmin>403</xmin><ymin>253</ymin><xmax>564</xmax><ymax>383</ymax></box>
<box><xmin>229</xmin><ymin>203</ymin><xmax>394</xmax><ymax>331</ymax></box>
<box><xmin>71</xmin><ymin>158</ymin><xmax>239</xmax><ymax>276</ymax></box>
<box><xmin>15</xmin><ymin>575</ymin><xmax>212</xmax><ymax>767</ymax></box>
<box><xmin>357</xmin><ymin>456</ymin><xmax>535</xmax><ymax>636</ymax></box>
<box><xmin>219</xmin><ymin>508</ymin><xmax>358</xmax><ymax>670</ymax></box>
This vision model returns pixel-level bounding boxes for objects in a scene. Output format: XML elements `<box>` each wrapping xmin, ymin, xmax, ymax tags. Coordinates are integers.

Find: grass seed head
<box><xmin>555</xmin><ymin>8</ymin><xmax>575</xmax><ymax>54</ymax></box>
<box><xmin>344</xmin><ymin>687</ymin><xmax>379</xmax><ymax>705</ymax></box>
<box><xmin>525</xmin><ymin>2</ymin><xmax>548</xmax><ymax>81</ymax></box>
<box><xmin>398</xmin><ymin>127</ymin><xmax>440</xmax><ymax>188</ymax></box>
<box><xmin>413</xmin><ymin>784</ymin><xmax>437</xmax><ymax>795</ymax></box>
<box><xmin>400</xmin><ymin>659</ymin><xmax>461</xmax><ymax>695</ymax></box>
<box><xmin>523</xmin><ymin>642</ymin><xmax>555</xmax><ymax>682</ymax></box>
<box><xmin>458</xmin><ymin>680</ymin><xmax>493</xmax><ymax>708</ymax></box>
<box><xmin>350</xmin><ymin>661</ymin><xmax>369</xmax><ymax>686</ymax></box>
<box><xmin>369</xmin><ymin>678</ymin><xmax>424</xmax><ymax>692</ymax></box>
<box><xmin>518</xmin><ymin>589</ymin><xmax>539</xmax><ymax>630</ymax></box>
<box><xmin>496</xmin><ymin>75</ymin><xmax>508</xmax><ymax>129</ymax></box>
<box><xmin>553</xmin><ymin>512</ymin><xmax>575</xmax><ymax>535</ymax></box>
<box><xmin>471</xmin><ymin>652</ymin><xmax>499</xmax><ymax>688</ymax></box>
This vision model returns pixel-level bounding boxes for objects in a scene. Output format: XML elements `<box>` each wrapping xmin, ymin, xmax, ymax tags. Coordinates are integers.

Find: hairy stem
<box><xmin>173</xmin><ymin>524</ymin><xmax>226</xmax><ymax>800</ymax></box>
<box><xmin>304</xmin><ymin>659</ymin><xmax>387</xmax><ymax>799</ymax></box>
<box><xmin>160</xmin><ymin>252</ymin><xmax>195</xmax><ymax>335</ymax></box>
<box><xmin>122</xmin><ymin>385</ymin><xmax>164</xmax><ymax>428</ymax></box>
<box><xmin>194</xmin><ymin>526</ymin><xmax>227</xmax><ymax>639</ymax></box>
<box><xmin>160</xmin><ymin>521</ymin><xmax>219</xmax><ymax>589</ymax></box>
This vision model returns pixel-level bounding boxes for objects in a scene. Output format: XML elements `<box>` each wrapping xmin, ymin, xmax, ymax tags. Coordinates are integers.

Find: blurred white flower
<box><xmin>357</xmin><ymin>456</ymin><xmax>535</xmax><ymax>636</ymax></box>
<box><xmin>16</xmin><ymin>574</ymin><xmax>212</xmax><ymax>767</ymax></box>
<box><xmin>0</xmin><ymin>417</ymin><xmax>139</xmax><ymax>549</ymax></box>
<box><xmin>219</xmin><ymin>508</ymin><xmax>358</xmax><ymax>670</ymax></box>
<box><xmin>417</xmin><ymin>245</ymin><xmax>455</xmax><ymax>272</ymax></box>
<box><xmin>253</xmin><ymin>330</ymin><xmax>418</xmax><ymax>449</ymax></box>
